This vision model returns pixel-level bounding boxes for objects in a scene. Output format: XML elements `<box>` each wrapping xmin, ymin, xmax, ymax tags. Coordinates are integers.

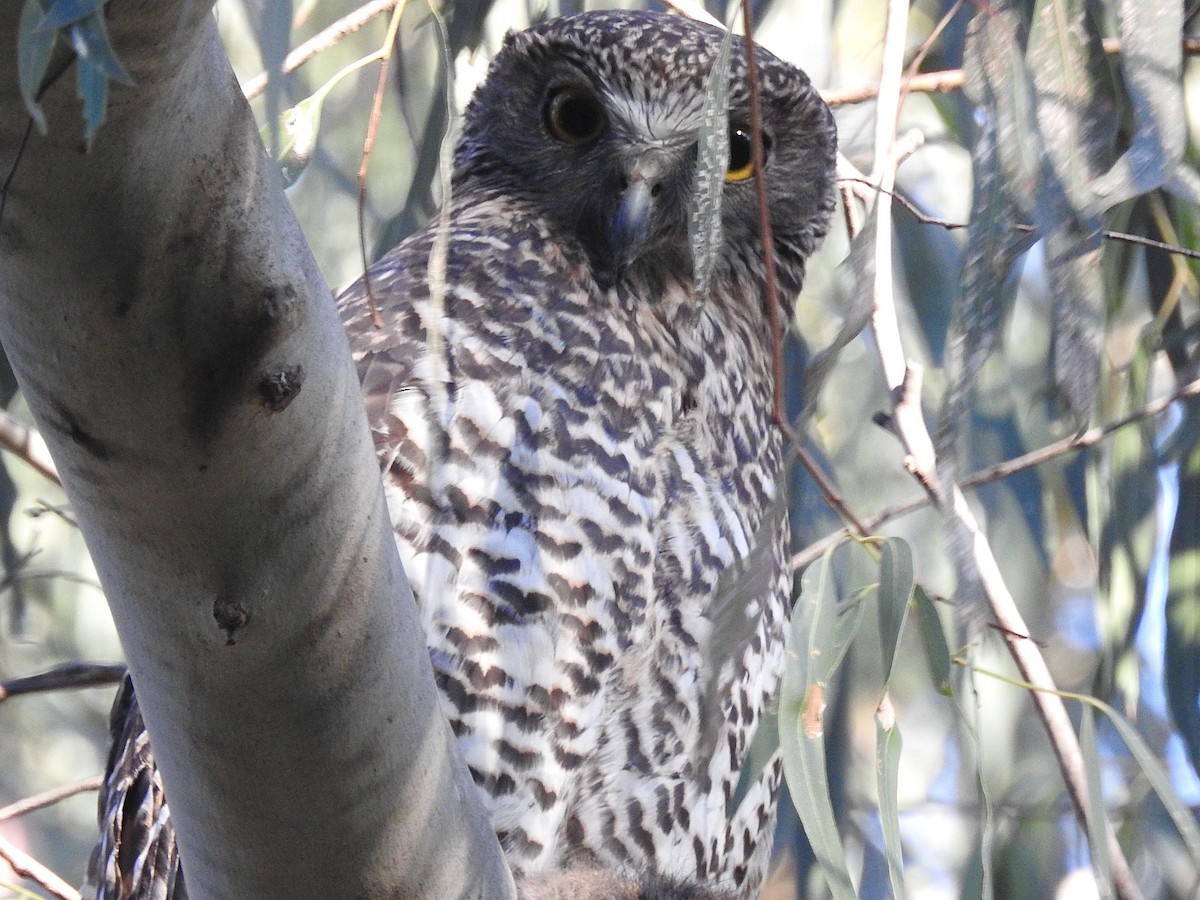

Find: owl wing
<box><xmin>87</xmin><ymin>675</ymin><xmax>187</xmax><ymax>900</ymax></box>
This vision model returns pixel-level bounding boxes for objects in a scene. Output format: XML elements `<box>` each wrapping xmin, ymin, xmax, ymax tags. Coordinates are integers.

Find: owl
<box><xmin>89</xmin><ymin>9</ymin><xmax>836</xmax><ymax>900</ymax></box>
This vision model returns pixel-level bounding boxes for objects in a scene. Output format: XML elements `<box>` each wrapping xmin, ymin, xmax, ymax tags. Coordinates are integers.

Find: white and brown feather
<box><xmin>88</xmin><ymin>10</ymin><xmax>835</xmax><ymax>899</ymax></box>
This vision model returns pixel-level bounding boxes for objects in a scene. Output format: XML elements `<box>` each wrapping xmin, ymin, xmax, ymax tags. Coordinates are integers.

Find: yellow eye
<box><xmin>725</xmin><ymin>126</ymin><xmax>772</xmax><ymax>182</ymax></box>
<box><xmin>545</xmin><ymin>87</ymin><xmax>606</xmax><ymax>145</ymax></box>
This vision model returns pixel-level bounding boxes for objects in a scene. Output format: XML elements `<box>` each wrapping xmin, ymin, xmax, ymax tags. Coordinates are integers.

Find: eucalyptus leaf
<box><xmin>1165</xmin><ymin>435</ymin><xmax>1200</xmax><ymax>781</ymax></box>
<box><xmin>35</xmin><ymin>0</ymin><xmax>106</xmax><ymax>30</ymax></box>
<box><xmin>800</xmin><ymin>212</ymin><xmax>876</xmax><ymax>421</ymax></box>
<box><xmin>1046</xmin><ymin>224</ymin><xmax>1104</xmax><ymax>428</ymax></box>
<box><xmin>1026</xmin><ymin>0</ymin><xmax>1114</xmax><ymax>222</ymax></box>
<box><xmin>875</xmin><ymin>700</ymin><xmax>905</xmax><ymax>900</ymax></box>
<box><xmin>17</xmin><ymin>0</ymin><xmax>54</xmax><ymax>133</ymax></box>
<box><xmin>877</xmin><ymin>537</ymin><xmax>913</xmax><ymax>688</ymax></box>
<box><xmin>1094</xmin><ymin>694</ymin><xmax>1200</xmax><ymax>866</ymax></box>
<box><xmin>68</xmin><ymin>11</ymin><xmax>133</xmax><ymax>86</ymax></box>
<box><xmin>75</xmin><ymin>54</ymin><xmax>108</xmax><ymax>149</ymax></box>
<box><xmin>913</xmin><ymin>585</ymin><xmax>952</xmax><ymax>695</ymax></box>
<box><xmin>779</xmin><ymin>544</ymin><xmax>857</xmax><ymax>899</ymax></box>
<box><xmin>1090</xmin><ymin>0</ymin><xmax>1200</xmax><ymax>211</ymax></box>
<box><xmin>688</xmin><ymin>25</ymin><xmax>733</xmax><ymax>300</ymax></box>
<box><xmin>1078</xmin><ymin>706</ymin><xmax>1114</xmax><ymax>899</ymax></box>
<box><xmin>962</xmin><ymin>3</ymin><xmax>1045</xmax><ymax>228</ymax></box>
<box><xmin>935</xmin><ymin>112</ymin><xmax>1030</xmax><ymax>473</ymax></box>
<box><xmin>256</xmin><ymin>0</ymin><xmax>293</xmax><ymax>160</ymax></box>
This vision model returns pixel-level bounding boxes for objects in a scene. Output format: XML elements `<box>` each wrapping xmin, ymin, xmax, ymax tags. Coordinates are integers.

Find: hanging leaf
<box><xmin>913</xmin><ymin>585</ymin><xmax>952</xmax><ymax>695</ymax></box>
<box><xmin>875</xmin><ymin>697</ymin><xmax>905</xmax><ymax>900</ymax></box>
<box><xmin>1093</xmin><ymin>694</ymin><xmax>1200</xmax><ymax>866</ymax></box>
<box><xmin>800</xmin><ymin>212</ymin><xmax>877</xmax><ymax>421</ymax></box>
<box><xmin>1026</xmin><ymin>0</ymin><xmax>1115</xmax><ymax>221</ymax></box>
<box><xmin>936</xmin><ymin>80</ymin><xmax>1032</xmax><ymax>473</ymax></box>
<box><xmin>1165</xmin><ymin>429</ymin><xmax>1200</xmax><ymax>780</ymax></box>
<box><xmin>17</xmin><ymin>0</ymin><xmax>55</xmax><ymax>133</ymax></box>
<box><xmin>688</xmin><ymin>25</ymin><xmax>734</xmax><ymax>300</ymax></box>
<box><xmin>1045</xmin><ymin>224</ymin><xmax>1104</xmax><ymax>429</ymax></box>
<box><xmin>76</xmin><ymin>50</ymin><xmax>109</xmax><ymax>149</ymax></box>
<box><xmin>67</xmin><ymin>11</ymin><xmax>133</xmax><ymax>86</ymax></box>
<box><xmin>778</xmin><ymin>544</ymin><xmax>860</xmax><ymax>899</ymax></box>
<box><xmin>1090</xmin><ymin>0</ymin><xmax>1200</xmax><ymax>211</ymax></box>
<box><xmin>1078</xmin><ymin>706</ymin><xmax>1115</xmax><ymax>900</ymax></box>
<box><xmin>35</xmin><ymin>0</ymin><xmax>107</xmax><ymax>30</ymax></box>
<box><xmin>877</xmin><ymin>537</ymin><xmax>913</xmax><ymax>687</ymax></box>
<box><xmin>961</xmin><ymin>4</ymin><xmax>1044</xmax><ymax>228</ymax></box>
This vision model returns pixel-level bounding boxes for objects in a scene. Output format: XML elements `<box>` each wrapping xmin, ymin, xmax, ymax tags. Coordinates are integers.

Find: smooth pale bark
<box><xmin>0</xmin><ymin>4</ymin><xmax>514</xmax><ymax>898</ymax></box>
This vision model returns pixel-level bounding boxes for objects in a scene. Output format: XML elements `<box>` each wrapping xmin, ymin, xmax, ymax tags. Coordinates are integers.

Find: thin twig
<box><xmin>357</xmin><ymin>0</ymin><xmax>410</xmax><ymax>328</ymax></box>
<box><xmin>739</xmin><ymin>5</ymin><xmax>787</xmax><ymax>426</ymax></box>
<box><xmin>0</xmin><ymin>662</ymin><xmax>126</xmax><ymax>703</ymax></box>
<box><xmin>0</xmin><ymin>408</ymin><xmax>59</xmax><ymax>485</ymax></box>
<box><xmin>821</xmin><ymin>38</ymin><xmax>1200</xmax><ymax>109</ymax></box>
<box><xmin>823</xmin><ymin>68</ymin><xmax>965</xmax><ymax>108</ymax></box>
<box><xmin>792</xmin><ymin>444</ymin><xmax>870</xmax><ymax>537</ymax></box>
<box><xmin>0</xmin><ymin>776</ymin><xmax>103</xmax><ymax>822</ymax></box>
<box><xmin>0</xmin><ymin>833</ymin><xmax>80</xmax><ymax>900</ymax></box>
<box><xmin>242</xmin><ymin>0</ymin><xmax>403</xmax><ymax>100</ymax></box>
<box><xmin>846</xmin><ymin>174</ymin><xmax>1200</xmax><ymax>262</ymax></box>
<box><xmin>792</xmin><ymin>374</ymin><xmax>1200</xmax><ymax>570</ymax></box>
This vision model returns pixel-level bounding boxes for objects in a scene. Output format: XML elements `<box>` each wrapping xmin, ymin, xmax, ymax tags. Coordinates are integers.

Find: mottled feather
<box><xmin>87</xmin><ymin>11</ymin><xmax>835</xmax><ymax>899</ymax></box>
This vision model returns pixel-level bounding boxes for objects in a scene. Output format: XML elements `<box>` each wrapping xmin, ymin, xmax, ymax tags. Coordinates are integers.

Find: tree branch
<box><xmin>0</xmin><ymin>833</ymin><xmax>80</xmax><ymax>900</ymax></box>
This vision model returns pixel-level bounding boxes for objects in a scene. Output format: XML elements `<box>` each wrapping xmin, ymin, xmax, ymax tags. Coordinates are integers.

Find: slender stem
<box><xmin>0</xmin><ymin>776</ymin><xmax>103</xmax><ymax>821</ymax></box>
<box><xmin>739</xmin><ymin>4</ymin><xmax>787</xmax><ymax>425</ymax></box>
<box><xmin>0</xmin><ymin>833</ymin><xmax>81</xmax><ymax>900</ymax></box>
<box><xmin>241</xmin><ymin>0</ymin><xmax>402</xmax><ymax>100</ymax></box>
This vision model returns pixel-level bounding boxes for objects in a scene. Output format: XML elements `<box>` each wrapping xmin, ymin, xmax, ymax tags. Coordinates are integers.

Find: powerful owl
<box><xmin>88</xmin><ymin>9</ymin><xmax>836</xmax><ymax>900</ymax></box>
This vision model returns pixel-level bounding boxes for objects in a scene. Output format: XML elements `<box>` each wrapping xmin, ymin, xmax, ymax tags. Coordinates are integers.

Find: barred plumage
<box><xmin>89</xmin><ymin>10</ymin><xmax>835</xmax><ymax>899</ymax></box>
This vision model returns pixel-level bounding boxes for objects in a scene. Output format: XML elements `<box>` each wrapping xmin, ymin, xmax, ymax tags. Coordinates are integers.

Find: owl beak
<box><xmin>609</xmin><ymin>150</ymin><xmax>668</xmax><ymax>271</ymax></box>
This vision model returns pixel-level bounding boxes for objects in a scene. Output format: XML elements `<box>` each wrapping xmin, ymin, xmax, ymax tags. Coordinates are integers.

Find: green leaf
<box><xmin>688</xmin><ymin>25</ymin><xmax>733</xmax><ymax>300</ymax></box>
<box><xmin>1026</xmin><ymin>0</ymin><xmax>1115</xmax><ymax>220</ymax></box>
<box><xmin>17</xmin><ymin>0</ymin><xmax>54</xmax><ymax>132</ymax></box>
<box><xmin>76</xmin><ymin>53</ymin><xmax>108</xmax><ymax>150</ymax></box>
<box><xmin>67</xmin><ymin>12</ymin><xmax>133</xmax><ymax>86</ymax></box>
<box><xmin>265</xmin><ymin>96</ymin><xmax>321</xmax><ymax>189</ymax></box>
<box><xmin>875</xmin><ymin>698</ymin><xmax>905</xmax><ymax>900</ymax></box>
<box><xmin>913</xmin><ymin>585</ymin><xmax>952</xmax><ymax>695</ymax></box>
<box><xmin>935</xmin><ymin>111</ymin><xmax>1030</xmax><ymax>470</ymax></box>
<box><xmin>1045</xmin><ymin>224</ymin><xmax>1104</xmax><ymax>428</ymax></box>
<box><xmin>801</xmin><ymin>213</ymin><xmax>877</xmax><ymax>421</ymax></box>
<box><xmin>877</xmin><ymin>537</ymin><xmax>913</xmax><ymax>687</ymax></box>
<box><xmin>962</xmin><ymin>3</ymin><xmax>1045</xmax><ymax>228</ymax></box>
<box><xmin>255</xmin><ymin>0</ymin><xmax>293</xmax><ymax>161</ymax></box>
<box><xmin>1090</xmin><ymin>0</ymin><xmax>1200</xmax><ymax>211</ymax></box>
<box><xmin>779</xmin><ymin>545</ymin><xmax>857</xmax><ymax>899</ymax></box>
<box><xmin>1165</xmin><ymin>431</ymin><xmax>1200</xmax><ymax>780</ymax></box>
<box><xmin>1092</xmin><ymin>695</ymin><xmax>1200</xmax><ymax>866</ymax></box>
<box><xmin>35</xmin><ymin>0</ymin><xmax>106</xmax><ymax>30</ymax></box>
<box><xmin>1078</xmin><ymin>706</ymin><xmax>1114</xmax><ymax>900</ymax></box>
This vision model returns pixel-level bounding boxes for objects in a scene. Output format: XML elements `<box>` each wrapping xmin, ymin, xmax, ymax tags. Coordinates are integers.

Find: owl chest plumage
<box><xmin>343</xmin><ymin>194</ymin><xmax>788</xmax><ymax>892</ymax></box>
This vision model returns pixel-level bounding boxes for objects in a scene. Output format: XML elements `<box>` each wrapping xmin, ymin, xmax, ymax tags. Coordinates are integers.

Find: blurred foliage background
<box><xmin>4</xmin><ymin>0</ymin><xmax>1200</xmax><ymax>897</ymax></box>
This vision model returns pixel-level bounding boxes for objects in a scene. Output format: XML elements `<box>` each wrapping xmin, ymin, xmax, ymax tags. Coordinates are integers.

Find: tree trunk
<box><xmin>0</xmin><ymin>4</ymin><xmax>514</xmax><ymax>898</ymax></box>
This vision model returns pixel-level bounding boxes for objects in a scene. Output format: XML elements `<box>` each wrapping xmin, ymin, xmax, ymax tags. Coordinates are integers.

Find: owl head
<box><xmin>454</xmin><ymin>10</ymin><xmax>837</xmax><ymax>298</ymax></box>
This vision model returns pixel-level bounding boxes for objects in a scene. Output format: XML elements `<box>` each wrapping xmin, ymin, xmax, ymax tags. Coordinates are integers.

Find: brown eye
<box><xmin>726</xmin><ymin>126</ymin><xmax>771</xmax><ymax>182</ymax></box>
<box><xmin>545</xmin><ymin>87</ymin><xmax>606</xmax><ymax>145</ymax></box>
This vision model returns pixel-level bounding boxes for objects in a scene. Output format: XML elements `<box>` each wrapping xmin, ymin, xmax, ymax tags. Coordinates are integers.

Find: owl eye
<box><xmin>725</xmin><ymin>126</ymin><xmax>772</xmax><ymax>182</ymax></box>
<box><xmin>545</xmin><ymin>87</ymin><xmax>606</xmax><ymax>145</ymax></box>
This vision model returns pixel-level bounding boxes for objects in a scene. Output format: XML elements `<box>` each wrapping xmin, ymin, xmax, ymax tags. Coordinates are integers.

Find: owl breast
<box><xmin>342</xmin><ymin>192</ymin><xmax>789</xmax><ymax>895</ymax></box>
